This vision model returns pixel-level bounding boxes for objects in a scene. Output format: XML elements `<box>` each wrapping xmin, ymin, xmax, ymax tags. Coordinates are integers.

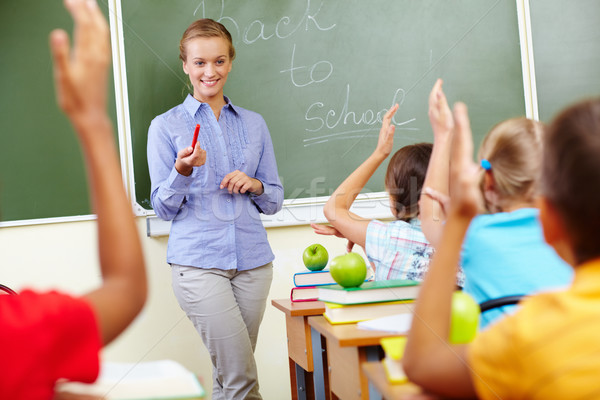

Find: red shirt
<box><xmin>0</xmin><ymin>290</ymin><xmax>101</xmax><ymax>399</ymax></box>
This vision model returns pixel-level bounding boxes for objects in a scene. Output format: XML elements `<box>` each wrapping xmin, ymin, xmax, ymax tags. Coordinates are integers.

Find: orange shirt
<box><xmin>469</xmin><ymin>258</ymin><xmax>600</xmax><ymax>400</ymax></box>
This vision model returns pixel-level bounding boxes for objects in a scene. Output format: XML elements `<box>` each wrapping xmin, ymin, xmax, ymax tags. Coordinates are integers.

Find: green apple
<box><xmin>449</xmin><ymin>291</ymin><xmax>480</xmax><ymax>344</ymax></box>
<box><xmin>329</xmin><ymin>252</ymin><xmax>367</xmax><ymax>288</ymax></box>
<box><xmin>302</xmin><ymin>244</ymin><xmax>329</xmax><ymax>271</ymax></box>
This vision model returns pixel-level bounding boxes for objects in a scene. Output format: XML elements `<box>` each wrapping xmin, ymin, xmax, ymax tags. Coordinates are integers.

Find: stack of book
<box><xmin>317</xmin><ymin>279</ymin><xmax>420</xmax><ymax>325</ymax></box>
<box><xmin>290</xmin><ymin>269</ymin><xmax>338</xmax><ymax>302</ymax></box>
<box><xmin>290</xmin><ymin>267</ymin><xmax>375</xmax><ymax>302</ymax></box>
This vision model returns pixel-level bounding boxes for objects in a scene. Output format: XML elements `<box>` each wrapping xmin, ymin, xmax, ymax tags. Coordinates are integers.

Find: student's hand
<box><xmin>51</xmin><ymin>0</ymin><xmax>147</xmax><ymax>346</ymax></box>
<box><xmin>374</xmin><ymin>104</ymin><xmax>399</xmax><ymax>159</ymax></box>
<box><xmin>428</xmin><ymin>79</ymin><xmax>454</xmax><ymax>140</ymax></box>
<box><xmin>421</xmin><ymin>187</ymin><xmax>450</xmax><ymax>220</ymax></box>
<box><xmin>220</xmin><ymin>170</ymin><xmax>263</xmax><ymax>195</ymax></box>
<box><xmin>50</xmin><ymin>0</ymin><xmax>110</xmax><ymax>131</ymax></box>
<box><xmin>310</xmin><ymin>223</ymin><xmax>355</xmax><ymax>252</ymax></box>
<box><xmin>311</xmin><ymin>223</ymin><xmax>346</xmax><ymax>238</ymax></box>
<box><xmin>448</xmin><ymin>103</ymin><xmax>480</xmax><ymax>220</ymax></box>
<box><xmin>175</xmin><ymin>143</ymin><xmax>207</xmax><ymax>176</ymax></box>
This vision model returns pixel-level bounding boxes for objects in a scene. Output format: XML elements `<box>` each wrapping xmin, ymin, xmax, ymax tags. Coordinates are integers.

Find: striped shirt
<box><xmin>366</xmin><ymin>218</ymin><xmax>435</xmax><ymax>282</ymax></box>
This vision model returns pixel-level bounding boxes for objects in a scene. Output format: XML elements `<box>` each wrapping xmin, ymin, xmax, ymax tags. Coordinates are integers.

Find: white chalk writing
<box><xmin>303</xmin><ymin>85</ymin><xmax>417</xmax><ymax>146</ymax></box>
<box><xmin>194</xmin><ymin>0</ymin><xmax>336</xmax><ymax>44</ymax></box>
<box><xmin>280</xmin><ymin>44</ymin><xmax>334</xmax><ymax>87</ymax></box>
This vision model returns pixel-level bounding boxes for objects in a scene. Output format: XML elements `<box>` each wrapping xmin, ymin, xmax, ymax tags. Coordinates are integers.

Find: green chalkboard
<box><xmin>530</xmin><ymin>0</ymin><xmax>600</xmax><ymax>122</ymax></box>
<box><xmin>124</xmin><ymin>0</ymin><xmax>526</xmax><ymax>210</ymax></box>
<box><xmin>0</xmin><ymin>0</ymin><xmax>118</xmax><ymax>223</ymax></box>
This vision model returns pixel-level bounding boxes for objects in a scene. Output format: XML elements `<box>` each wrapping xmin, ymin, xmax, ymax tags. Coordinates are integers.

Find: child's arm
<box><xmin>419</xmin><ymin>79</ymin><xmax>453</xmax><ymax>248</ymax></box>
<box><xmin>322</xmin><ymin>104</ymin><xmax>399</xmax><ymax>249</ymax></box>
<box><xmin>403</xmin><ymin>103</ymin><xmax>479</xmax><ymax>398</ymax></box>
<box><xmin>50</xmin><ymin>0</ymin><xmax>146</xmax><ymax>345</ymax></box>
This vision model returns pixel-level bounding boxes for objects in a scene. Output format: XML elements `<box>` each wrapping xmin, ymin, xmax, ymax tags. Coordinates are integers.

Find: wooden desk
<box><xmin>362</xmin><ymin>361</ymin><xmax>422</xmax><ymax>400</ymax></box>
<box><xmin>308</xmin><ymin>316</ymin><xmax>401</xmax><ymax>400</ymax></box>
<box><xmin>272</xmin><ymin>299</ymin><xmax>328</xmax><ymax>400</ymax></box>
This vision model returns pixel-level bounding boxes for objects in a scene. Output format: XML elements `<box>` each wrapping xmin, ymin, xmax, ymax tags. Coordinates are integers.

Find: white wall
<box><xmin>0</xmin><ymin>216</ymin><xmax>365</xmax><ymax>399</ymax></box>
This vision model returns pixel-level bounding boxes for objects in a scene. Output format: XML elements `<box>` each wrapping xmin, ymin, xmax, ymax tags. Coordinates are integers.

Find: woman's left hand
<box><xmin>220</xmin><ymin>170</ymin><xmax>263</xmax><ymax>195</ymax></box>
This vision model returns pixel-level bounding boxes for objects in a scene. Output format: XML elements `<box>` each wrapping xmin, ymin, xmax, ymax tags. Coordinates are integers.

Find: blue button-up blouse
<box><xmin>147</xmin><ymin>95</ymin><xmax>283</xmax><ymax>270</ymax></box>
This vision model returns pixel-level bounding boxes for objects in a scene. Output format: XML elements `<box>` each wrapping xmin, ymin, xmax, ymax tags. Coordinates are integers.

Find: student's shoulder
<box><xmin>471</xmin><ymin>288</ymin><xmax>573</xmax><ymax>356</ymax></box>
<box><xmin>1</xmin><ymin>290</ymin><xmax>96</xmax><ymax>331</ymax></box>
<box><xmin>468</xmin><ymin>289</ymin><xmax>576</xmax><ymax>397</ymax></box>
<box><xmin>368</xmin><ymin>218</ymin><xmax>423</xmax><ymax>239</ymax></box>
<box><xmin>473</xmin><ymin>208</ymin><xmax>538</xmax><ymax>226</ymax></box>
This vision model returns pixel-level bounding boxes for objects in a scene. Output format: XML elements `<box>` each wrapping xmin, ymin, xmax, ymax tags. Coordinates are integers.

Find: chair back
<box><xmin>0</xmin><ymin>284</ymin><xmax>17</xmax><ymax>295</ymax></box>
<box><xmin>479</xmin><ymin>295</ymin><xmax>524</xmax><ymax>313</ymax></box>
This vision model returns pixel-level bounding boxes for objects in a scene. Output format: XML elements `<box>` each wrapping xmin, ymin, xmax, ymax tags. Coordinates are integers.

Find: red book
<box><xmin>290</xmin><ymin>286</ymin><xmax>321</xmax><ymax>302</ymax></box>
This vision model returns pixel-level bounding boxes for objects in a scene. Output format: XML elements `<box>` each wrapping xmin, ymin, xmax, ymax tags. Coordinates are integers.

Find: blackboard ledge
<box><xmin>0</xmin><ymin>214</ymin><xmax>97</xmax><ymax>229</ymax></box>
<box><xmin>146</xmin><ymin>192</ymin><xmax>393</xmax><ymax>237</ymax></box>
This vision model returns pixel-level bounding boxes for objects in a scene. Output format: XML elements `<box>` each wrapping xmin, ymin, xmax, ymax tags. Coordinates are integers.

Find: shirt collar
<box><xmin>408</xmin><ymin>217</ymin><xmax>421</xmax><ymax>228</ymax></box>
<box><xmin>183</xmin><ymin>94</ymin><xmax>240</xmax><ymax>118</ymax></box>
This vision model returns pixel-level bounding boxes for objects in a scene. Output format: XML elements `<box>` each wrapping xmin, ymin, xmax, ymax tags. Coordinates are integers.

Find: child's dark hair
<box><xmin>385</xmin><ymin>142</ymin><xmax>432</xmax><ymax>222</ymax></box>
<box><xmin>541</xmin><ymin>98</ymin><xmax>600</xmax><ymax>265</ymax></box>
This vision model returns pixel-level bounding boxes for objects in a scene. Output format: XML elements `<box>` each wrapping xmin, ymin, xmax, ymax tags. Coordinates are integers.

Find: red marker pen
<box><xmin>191</xmin><ymin>124</ymin><xmax>200</xmax><ymax>148</ymax></box>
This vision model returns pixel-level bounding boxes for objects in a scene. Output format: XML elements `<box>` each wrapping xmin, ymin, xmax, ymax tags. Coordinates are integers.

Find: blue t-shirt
<box><xmin>461</xmin><ymin>208</ymin><xmax>573</xmax><ymax>329</ymax></box>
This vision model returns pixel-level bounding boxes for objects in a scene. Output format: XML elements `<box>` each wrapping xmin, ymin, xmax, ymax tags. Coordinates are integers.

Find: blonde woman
<box><xmin>147</xmin><ymin>19</ymin><xmax>283</xmax><ymax>400</ymax></box>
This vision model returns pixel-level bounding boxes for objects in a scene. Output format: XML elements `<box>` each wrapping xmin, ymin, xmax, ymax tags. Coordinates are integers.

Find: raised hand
<box><xmin>421</xmin><ymin>187</ymin><xmax>450</xmax><ymax>220</ymax></box>
<box><xmin>50</xmin><ymin>0</ymin><xmax>110</xmax><ymax>130</ymax></box>
<box><xmin>50</xmin><ymin>0</ymin><xmax>146</xmax><ymax>346</ymax></box>
<box><xmin>448</xmin><ymin>103</ymin><xmax>480</xmax><ymax>219</ymax></box>
<box><xmin>428</xmin><ymin>78</ymin><xmax>454</xmax><ymax>140</ymax></box>
<box><xmin>418</xmin><ymin>79</ymin><xmax>455</xmax><ymax>248</ymax></box>
<box><xmin>374</xmin><ymin>103</ymin><xmax>399</xmax><ymax>159</ymax></box>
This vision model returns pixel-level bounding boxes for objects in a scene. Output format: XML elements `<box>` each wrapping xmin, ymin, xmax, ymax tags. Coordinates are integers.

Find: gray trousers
<box><xmin>171</xmin><ymin>263</ymin><xmax>273</xmax><ymax>400</ymax></box>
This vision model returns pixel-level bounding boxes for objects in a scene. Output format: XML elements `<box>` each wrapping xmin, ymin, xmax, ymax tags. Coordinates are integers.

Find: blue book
<box><xmin>293</xmin><ymin>269</ymin><xmax>337</xmax><ymax>287</ymax></box>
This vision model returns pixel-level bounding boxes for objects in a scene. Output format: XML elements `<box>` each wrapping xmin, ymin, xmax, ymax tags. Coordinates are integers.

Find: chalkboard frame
<box><xmin>105</xmin><ymin>0</ymin><xmax>538</xmax><ymax>234</ymax></box>
<box><xmin>0</xmin><ymin>0</ymin><xmax>540</xmax><ymax>229</ymax></box>
<box><xmin>0</xmin><ymin>0</ymin><xmax>123</xmax><ymax>227</ymax></box>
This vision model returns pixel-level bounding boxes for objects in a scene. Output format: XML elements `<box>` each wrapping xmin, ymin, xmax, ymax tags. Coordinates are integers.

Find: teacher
<box><xmin>147</xmin><ymin>19</ymin><xmax>283</xmax><ymax>400</ymax></box>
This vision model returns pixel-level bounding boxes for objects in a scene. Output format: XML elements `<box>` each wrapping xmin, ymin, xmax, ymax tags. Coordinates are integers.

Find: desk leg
<box><xmin>289</xmin><ymin>359</ymin><xmax>315</xmax><ymax>400</ymax></box>
<box><xmin>311</xmin><ymin>327</ymin><xmax>328</xmax><ymax>400</ymax></box>
<box><xmin>364</xmin><ymin>347</ymin><xmax>382</xmax><ymax>400</ymax></box>
<box><xmin>289</xmin><ymin>358</ymin><xmax>299</xmax><ymax>400</ymax></box>
<box><xmin>295</xmin><ymin>362</ymin><xmax>308</xmax><ymax>400</ymax></box>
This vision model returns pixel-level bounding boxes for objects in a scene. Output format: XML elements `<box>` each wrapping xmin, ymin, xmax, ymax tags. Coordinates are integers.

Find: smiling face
<box><xmin>182</xmin><ymin>37</ymin><xmax>232</xmax><ymax>107</ymax></box>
